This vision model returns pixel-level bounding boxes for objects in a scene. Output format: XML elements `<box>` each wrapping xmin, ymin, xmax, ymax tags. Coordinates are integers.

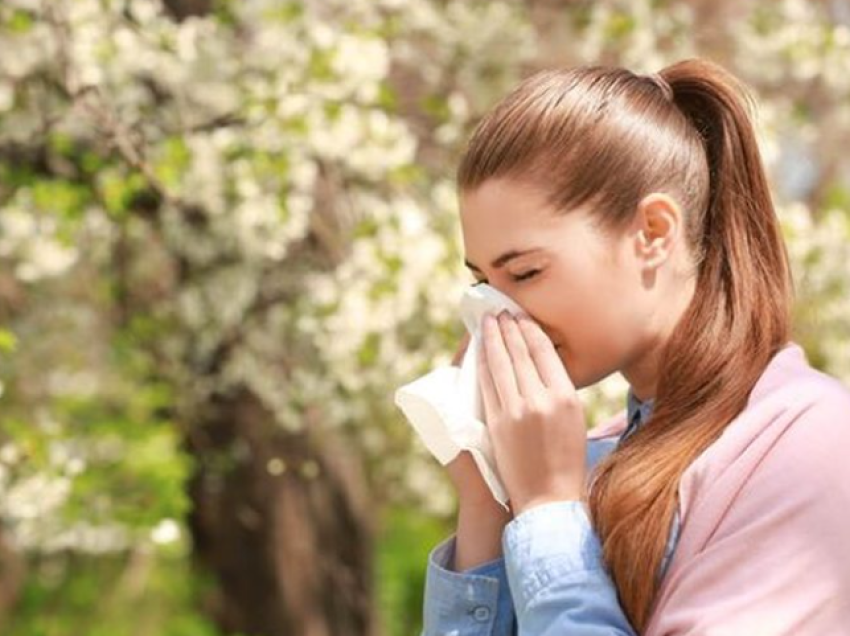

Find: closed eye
<box><xmin>512</xmin><ymin>269</ymin><xmax>541</xmax><ymax>282</ymax></box>
<box><xmin>471</xmin><ymin>269</ymin><xmax>541</xmax><ymax>286</ymax></box>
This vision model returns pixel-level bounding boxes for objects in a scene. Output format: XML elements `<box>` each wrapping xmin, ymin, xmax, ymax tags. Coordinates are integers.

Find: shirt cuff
<box><xmin>422</xmin><ymin>534</ymin><xmax>502</xmax><ymax>634</ymax></box>
<box><xmin>502</xmin><ymin>499</ymin><xmax>607</xmax><ymax>616</ymax></box>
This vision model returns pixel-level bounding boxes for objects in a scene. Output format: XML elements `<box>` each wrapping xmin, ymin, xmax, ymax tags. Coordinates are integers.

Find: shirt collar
<box><xmin>626</xmin><ymin>386</ymin><xmax>656</xmax><ymax>433</ymax></box>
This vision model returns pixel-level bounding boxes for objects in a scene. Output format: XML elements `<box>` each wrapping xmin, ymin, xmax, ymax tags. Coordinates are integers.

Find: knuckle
<box><xmin>525</xmin><ymin>398</ymin><xmax>550</xmax><ymax>418</ymax></box>
<box><xmin>553</xmin><ymin>391</ymin><xmax>581</xmax><ymax>410</ymax></box>
<box><xmin>506</xmin><ymin>405</ymin><xmax>524</xmax><ymax>422</ymax></box>
<box><xmin>492</xmin><ymin>415</ymin><xmax>511</xmax><ymax>433</ymax></box>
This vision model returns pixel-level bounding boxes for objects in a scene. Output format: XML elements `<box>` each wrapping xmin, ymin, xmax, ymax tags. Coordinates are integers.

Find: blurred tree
<box><xmin>0</xmin><ymin>0</ymin><xmax>533</xmax><ymax>633</ymax></box>
<box><xmin>0</xmin><ymin>528</ymin><xmax>24</xmax><ymax>628</ymax></box>
<box><xmin>0</xmin><ymin>1</ymin><xmax>847</xmax><ymax>635</ymax></box>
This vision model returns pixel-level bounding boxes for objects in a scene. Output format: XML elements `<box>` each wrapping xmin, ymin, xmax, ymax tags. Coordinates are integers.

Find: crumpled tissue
<box><xmin>393</xmin><ymin>283</ymin><xmax>527</xmax><ymax>510</ymax></box>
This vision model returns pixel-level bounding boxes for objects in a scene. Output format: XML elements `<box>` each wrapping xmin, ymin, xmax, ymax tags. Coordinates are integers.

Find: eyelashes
<box><xmin>512</xmin><ymin>269</ymin><xmax>541</xmax><ymax>282</ymax></box>
<box><xmin>471</xmin><ymin>269</ymin><xmax>541</xmax><ymax>286</ymax></box>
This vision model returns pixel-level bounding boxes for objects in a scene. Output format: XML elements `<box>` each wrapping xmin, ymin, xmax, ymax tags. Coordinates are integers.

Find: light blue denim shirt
<box><xmin>420</xmin><ymin>388</ymin><xmax>682</xmax><ymax>636</ymax></box>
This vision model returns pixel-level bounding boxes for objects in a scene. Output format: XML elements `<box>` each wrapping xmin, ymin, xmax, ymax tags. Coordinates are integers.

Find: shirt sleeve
<box><xmin>421</xmin><ymin>533</ymin><xmax>516</xmax><ymax>636</ymax></box>
<box><xmin>419</xmin><ymin>436</ymin><xmax>632</xmax><ymax>635</ymax></box>
<box><xmin>502</xmin><ymin>500</ymin><xmax>638</xmax><ymax>636</ymax></box>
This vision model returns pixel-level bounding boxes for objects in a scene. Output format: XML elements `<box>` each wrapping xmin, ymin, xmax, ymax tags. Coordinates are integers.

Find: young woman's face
<box><xmin>460</xmin><ymin>177</ymin><xmax>691</xmax><ymax>395</ymax></box>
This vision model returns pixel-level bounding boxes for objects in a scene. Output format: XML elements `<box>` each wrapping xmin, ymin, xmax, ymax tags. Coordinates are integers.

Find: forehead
<box><xmin>460</xmin><ymin>178</ymin><xmax>597</xmax><ymax>259</ymax></box>
<box><xmin>461</xmin><ymin>178</ymin><xmax>554</xmax><ymax>240</ymax></box>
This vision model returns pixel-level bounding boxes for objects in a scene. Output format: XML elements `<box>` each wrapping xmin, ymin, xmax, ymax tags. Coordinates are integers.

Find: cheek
<box><xmin>539</xmin><ymin>257</ymin><xmax>640</xmax><ymax>382</ymax></box>
<box><xmin>542</xmin><ymin>264</ymin><xmax>613</xmax><ymax>334</ymax></box>
<box><xmin>544</xmin><ymin>275</ymin><xmax>633</xmax><ymax>359</ymax></box>
<box><xmin>554</xmin><ymin>312</ymin><xmax>634</xmax><ymax>389</ymax></box>
<box><xmin>523</xmin><ymin>258</ymin><xmax>632</xmax><ymax>346</ymax></box>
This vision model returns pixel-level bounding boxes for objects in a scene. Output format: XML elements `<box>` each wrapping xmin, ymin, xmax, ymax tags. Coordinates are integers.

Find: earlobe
<box><xmin>643</xmin><ymin>243</ymin><xmax>666</xmax><ymax>269</ymax></box>
<box><xmin>637</xmin><ymin>231</ymin><xmax>665</xmax><ymax>268</ymax></box>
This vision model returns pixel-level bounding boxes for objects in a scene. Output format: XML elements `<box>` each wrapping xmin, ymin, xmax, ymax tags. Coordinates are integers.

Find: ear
<box><xmin>634</xmin><ymin>193</ymin><xmax>683</xmax><ymax>269</ymax></box>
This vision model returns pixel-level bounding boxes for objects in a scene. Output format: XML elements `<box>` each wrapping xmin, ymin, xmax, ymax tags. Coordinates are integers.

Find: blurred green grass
<box><xmin>376</xmin><ymin>505</ymin><xmax>453</xmax><ymax>636</ymax></box>
<box><xmin>5</xmin><ymin>503</ymin><xmax>452</xmax><ymax>636</ymax></box>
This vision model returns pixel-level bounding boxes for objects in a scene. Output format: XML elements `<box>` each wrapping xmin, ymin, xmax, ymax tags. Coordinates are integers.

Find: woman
<box><xmin>420</xmin><ymin>58</ymin><xmax>850</xmax><ymax>635</ymax></box>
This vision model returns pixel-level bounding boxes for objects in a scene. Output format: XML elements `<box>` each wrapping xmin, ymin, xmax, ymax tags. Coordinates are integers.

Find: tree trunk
<box><xmin>185</xmin><ymin>386</ymin><xmax>376</xmax><ymax>636</ymax></box>
<box><xmin>0</xmin><ymin>528</ymin><xmax>25</xmax><ymax>629</ymax></box>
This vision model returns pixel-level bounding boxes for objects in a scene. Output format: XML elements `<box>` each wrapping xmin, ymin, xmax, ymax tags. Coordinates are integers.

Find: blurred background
<box><xmin>0</xmin><ymin>0</ymin><xmax>848</xmax><ymax>634</ymax></box>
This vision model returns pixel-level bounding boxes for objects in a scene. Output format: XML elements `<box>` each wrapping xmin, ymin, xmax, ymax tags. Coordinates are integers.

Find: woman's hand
<box><xmin>445</xmin><ymin>331</ymin><xmax>513</xmax><ymax>571</ymax></box>
<box><xmin>446</xmin><ymin>450</ymin><xmax>513</xmax><ymax>570</ymax></box>
<box><xmin>479</xmin><ymin>310</ymin><xmax>587</xmax><ymax>516</ymax></box>
<box><xmin>445</xmin><ymin>448</ymin><xmax>503</xmax><ymax>508</ymax></box>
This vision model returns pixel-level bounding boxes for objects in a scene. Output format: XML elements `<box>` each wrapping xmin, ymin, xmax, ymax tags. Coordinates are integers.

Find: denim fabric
<box><xmin>420</xmin><ymin>388</ymin><xmax>680</xmax><ymax>636</ymax></box>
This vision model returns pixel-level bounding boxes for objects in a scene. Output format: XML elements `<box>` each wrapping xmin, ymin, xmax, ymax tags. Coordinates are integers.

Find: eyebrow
<box><xmin>464</xmin><ymin>247</ymin><xmax>544</xmax><ymax>272</ymax></box>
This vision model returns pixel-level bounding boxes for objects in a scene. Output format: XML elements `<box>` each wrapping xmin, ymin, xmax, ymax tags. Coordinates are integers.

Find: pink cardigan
<box><xmin>587</xmin><ymin>341</ymin><xmax>850</xmax><ymax>634</ymax></box>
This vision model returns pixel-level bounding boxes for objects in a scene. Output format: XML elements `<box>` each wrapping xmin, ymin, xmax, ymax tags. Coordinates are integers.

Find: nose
<box><xmin>471</xmin><ymin>283</ymin><xmax>558</xmax><ymax>344</ymax></box>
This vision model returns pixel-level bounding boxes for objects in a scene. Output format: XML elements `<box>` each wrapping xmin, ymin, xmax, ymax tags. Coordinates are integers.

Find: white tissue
<box><xmin>393</xmin><ymin>283</ymin><xmax>526</xmax><ymax>510</ymax></box>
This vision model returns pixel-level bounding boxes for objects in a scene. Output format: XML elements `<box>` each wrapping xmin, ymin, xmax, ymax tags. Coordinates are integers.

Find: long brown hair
<box><xmin>456</xmin><ymin>58</ymin><xmax>795</xmax><ymax>631</ymax></box>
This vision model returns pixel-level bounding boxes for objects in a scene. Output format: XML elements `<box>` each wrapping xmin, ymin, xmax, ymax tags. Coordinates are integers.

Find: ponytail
<box><xmin>455</xmin><ymin>57</ymin><xmax>796</xmax><ymax>632</ymax></box>
<box><xmin>587</xmin><ymin>59</ymin><xmax>795</xmax><ymax>631</ymax></box>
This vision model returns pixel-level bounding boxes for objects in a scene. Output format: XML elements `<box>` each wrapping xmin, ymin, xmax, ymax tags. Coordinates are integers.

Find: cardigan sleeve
<box><xmin>646</xmin><ymin>383</ymin><xmax>850</xmax><ymax>635</ymax></box>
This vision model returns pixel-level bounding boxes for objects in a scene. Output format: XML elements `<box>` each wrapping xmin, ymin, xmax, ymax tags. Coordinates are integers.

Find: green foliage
<box><xmin>6</xmin><ymin>548</ymin><xmax>219</xmax><ymax>636</ymax></box>
<box><xmin>153</xmin><ymin>138</ymin><xmax>192</xmax><ymax>191</ymax></box>
<box><xmin>0</xmin><ymin>328</ymin><xmax>18</xmax><ymax>353</ymax></box>
<box><xmin>376</xmin><ymin>505</ymin><xmax>454</xmax><ymax>636</ymax></box>
<box><xmin>98</xmin><ymin>168</ymin><xmax>150</xmax><ymax>219</ymax></box>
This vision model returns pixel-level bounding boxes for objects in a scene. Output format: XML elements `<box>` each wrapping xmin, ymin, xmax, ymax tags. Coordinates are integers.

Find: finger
<box><xmin>481</xmin><ymin>312</ymin><xmax>521</xmax><ymax>411</ymax></box>
<box><xmin>477</xmin><ymin>339</ymin><xmax>500</xmax><ymax>423</ymax></box>
<box><xmin>498</xmin><ymin>312</ymin><xmax>544</xmax><ymax>399</ymax></box>
<box><xmin>516</xmin><ymin>314</ymin><xmax>575</xmax><ymax>392</ymax></box>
